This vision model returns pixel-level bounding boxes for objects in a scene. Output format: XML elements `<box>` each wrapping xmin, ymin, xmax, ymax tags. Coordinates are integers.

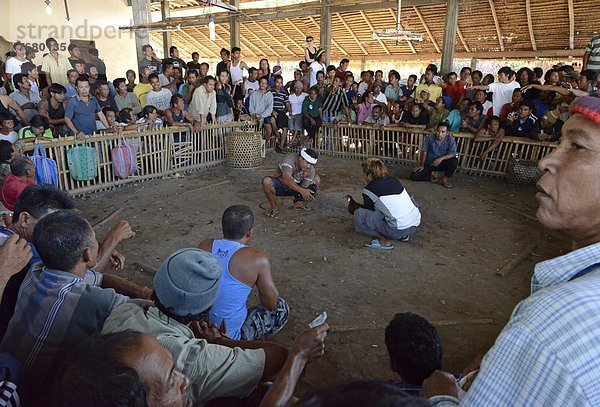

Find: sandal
<box><xmin>265</xmin><ymin>209</ymin><xmax>279</xmax><ymax>218</ymax></box>
<box><xmin>365</xmin><ymin>239</ymin><xmax>394</xmax><ymax>250</ymax></box>
<box><xmin>291</xmin><ymin>203</ymin><xmax>313</xmax><ymax>212</ymax></box>
<box><xmin>430</xmin><ymin>172</ymin><xmax>439</xmax><ymax>183</ymax></box>
<box><xmin>442</xmin><ymin>181</ymin><xmax>453</xmax><ymax>189</ymax></box>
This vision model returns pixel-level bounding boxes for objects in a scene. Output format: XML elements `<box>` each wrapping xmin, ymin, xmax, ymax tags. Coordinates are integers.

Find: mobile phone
<box><xmin>309</xmin><ymin>311</ymin><xmax>328</xmax><ymax>328</ymax></box>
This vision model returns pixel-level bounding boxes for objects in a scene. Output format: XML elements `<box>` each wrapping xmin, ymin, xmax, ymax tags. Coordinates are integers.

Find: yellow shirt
<box><xmin>41</xmin><ymin>53</ymin><xmax>72</xmax><ymax>87</ymax></box>
<box><xmin>412</xmin><ymin>82</ymin><xmax>443</xmax><ymax>103</ymax></box>
<box><xmin>133</xmin><ymin>83</ymin><xmax>153</xmax><ymax>108</ymax></box>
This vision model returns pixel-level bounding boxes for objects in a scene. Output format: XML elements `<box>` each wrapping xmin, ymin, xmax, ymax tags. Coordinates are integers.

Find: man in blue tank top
<box><xmin>199</xmin><ymin>205</ymin><xmax>290</xmax><ymax>340</ymax></box>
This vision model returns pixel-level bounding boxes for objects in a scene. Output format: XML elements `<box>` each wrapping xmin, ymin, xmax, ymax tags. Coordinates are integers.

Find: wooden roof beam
<box><xmin>412</xmin><ymin>6</ymin><xmax>441</xmax><ymax>53</ymax></box>
<box><xmin>359</xmin><ymin>10</ymin><xmax>391</xmax><ymax>55</ymax></box>
<box><xmin>456</xmin><ymin>26</ymin><xmax>470</xmax><ymax>53</ymax></box>
<box><xmin>335</xmin><ymin>12</ymin><xmax>369</xmax><ymax>55</ymax></box>
<box><xmin>177</xmin><ymin>28</ymin><xmax>215</xmax><ymax>57</ymax></box>
<box><xmin>488</xmin><ymin>0</ymin><xmax>504</xmax><ymax>51</ymax></box>
<box><xmin>525</xmin><ymin>0</ymin><xmax>537</xmax><ymax>51</ymax></box>
<box><xmin>568</xmin><ymin>0</ymin><xmax>575</xmax><ymax>50</ymax></box>
<box><xmin>242</xmin><ymin>24</ymin><xmax>282</xmax><ymax>58</ymax></box>
<box><xmin>388</xmin><ymin>8</ymin><xmax>416</xmax><ymax>54</ymax></box>
<box><xmin>238</xmin><ymin>26</ymin><xmax>269</xmax><ymax>57</ymax></box>
<box><xmin>307</xmin><ymin>16</ymin><xmax>348</xmax><ymax>56</ymax></box>
<box><xmin>269</xmin><ymin>22</ymin><xmax>306</xmax><ymax>54</ymax></box>
<box><xmin>249</xmin><ymin>21</ymin><xmax>295</xmax><ymax>56</ymax></box>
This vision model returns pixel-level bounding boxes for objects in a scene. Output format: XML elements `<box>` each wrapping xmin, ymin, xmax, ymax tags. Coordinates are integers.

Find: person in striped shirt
<box><xmin>422</xmin><ymin>95</ymin><xmax>600</xmax><ymax>406</ymax></box>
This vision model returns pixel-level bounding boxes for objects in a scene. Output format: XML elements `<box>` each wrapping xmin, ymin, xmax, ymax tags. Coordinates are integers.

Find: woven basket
<box><xmin>506</xmin><ymin>156</ymin><xmax>543</xmax><ymax>185</ymax></box>
<box><xmin>226</xmin><ymin>131</ymin><xmax>264</xmax><ymax>169</ymax></box>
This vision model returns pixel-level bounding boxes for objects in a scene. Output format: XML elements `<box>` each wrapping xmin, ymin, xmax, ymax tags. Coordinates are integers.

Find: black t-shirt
<box><xmin>68</xmin><ymin>58</ymin><xmax>86</xmax><ymax>69</ymax></box>
<box><xmin>401</xmin><ymin>110</ymin><xmax>429</xmax><ymax>125</ymax></box>
<box><xmin>188</xmin><ymin>61</ymin><xmax>201</xmax><ymax>73</ymax></box>
<box><xmin>97</xmin><ymin>96</ymin><xmax>118</xmax><ymax>112</ymax></box>
<box><xmin>165</xmin><ymin>57</ymin><xmax>187</xmax><ymax>73</ymax></box>
<box><xmin>216</xmin><ymin>61</ymin><xmax>228</xmax><ymax>76</ymax></box>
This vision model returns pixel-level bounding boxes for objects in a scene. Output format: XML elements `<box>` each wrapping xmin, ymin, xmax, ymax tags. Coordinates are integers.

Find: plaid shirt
<box><xmin>430</xmin><ymin>241</ymin><xmax>600</xmax><ymax>406</ymax></box>
<box><xmin>0</xmin><ymin>266</ymin><xmax>127</xmax><ymax>392</ymax></box>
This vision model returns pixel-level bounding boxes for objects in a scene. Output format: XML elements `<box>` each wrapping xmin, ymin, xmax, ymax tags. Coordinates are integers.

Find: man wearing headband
<box><xmin>262</xmin><ymin>148</ymin><xmax>320</xmax><ymax>217</ymax></box>
<box><xmin>422</xmin><ymin>95</ymin><xmax>600</xmax><ymax>405</ymax></box>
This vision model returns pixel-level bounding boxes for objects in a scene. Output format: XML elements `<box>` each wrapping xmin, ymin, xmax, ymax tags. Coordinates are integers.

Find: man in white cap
<box><xmin>101</xmin><ymin>248</ymin><xmax>288</xmax><ymax>405</ymax></box>
<box><xmin>262</xmin><ymin>148</ymin><xmax>320</xmax><ymax>217</ymax></box>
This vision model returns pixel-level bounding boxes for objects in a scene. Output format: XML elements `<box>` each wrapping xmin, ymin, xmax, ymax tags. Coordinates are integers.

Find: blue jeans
<box><xmin>321</xmin><ymin>115</ymin><xmax>336</xmax><ymax>151</ymax></box>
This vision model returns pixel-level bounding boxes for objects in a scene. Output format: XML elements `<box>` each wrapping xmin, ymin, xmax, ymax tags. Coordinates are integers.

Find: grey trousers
<box><xmin>240</xmin><ymin>297</ymin><xmax>290</xmax><ymax>341</ymax></box>
<box><xmin>354</xmin><ymin>208</ymin><xmax>418</xmax><ymax>241</ymax></box>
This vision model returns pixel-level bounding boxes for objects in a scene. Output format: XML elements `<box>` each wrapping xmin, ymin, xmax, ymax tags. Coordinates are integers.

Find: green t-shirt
<box><xmin>302</xmin><ymin>96</ymin><xmax>323</xmax><ymax>118</ymax></box>
<box><xmin>18</xmin><ymin>126</ymin><xmax>53</xmax><ymax>140</ymax></box>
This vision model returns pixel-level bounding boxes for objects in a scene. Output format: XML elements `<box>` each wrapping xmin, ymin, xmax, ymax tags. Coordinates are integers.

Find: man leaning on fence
<box><xmin>410</xmin><ymin>122</ymin><xmax>458</xmax><ymax>189</ymax></box>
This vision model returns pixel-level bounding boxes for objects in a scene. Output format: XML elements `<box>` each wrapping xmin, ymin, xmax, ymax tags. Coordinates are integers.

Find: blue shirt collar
<box><xmin>532</xmin><ymin>241</ymin><xmax>600</xmax><ymax>293</ymax></box>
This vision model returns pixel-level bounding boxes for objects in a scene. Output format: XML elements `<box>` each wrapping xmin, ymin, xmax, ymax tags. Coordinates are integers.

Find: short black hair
<box><xmin>142</xmin><ymin>44</ymin><xmax>153</xmax><ymax>52</ymax></box>
<box><xmin>170</xmin><ymin>94</ymin><xmax>183</xmax><ymax>106</ymax></box>
<box><xmin>299</xmin><ymin>61</ymin><xmax>308</xmax><ymax>69</ymax></box>
<box><xmin>12</xmin><ymin>73</ymin><xmax>27</xmax><ymax>88</ymax></box>
<box><xmin>533</xmin><ymin>67</ymin><xmax>544</xmax><ymax>79</ymax></box>
<box><xmin>142</xmin><ymin>105</ymin><xmax>157</xmax><ymax>117</ymax></box>
<box><xmin>298</xmin><ymin>380</ymin><xmax>429</xmax><ymax>407</ymax></box>
<box><xmin>162</xmin><ymin>61</ymin><xmax>174</xmax><ymax>71</ymax></box>
<box><xmin>88</xmin><ymin>48</ymin><xmax>99</xmax><ymax>57</ymax></box>
<box><xmin>231</xmin><ymin>46</ymin><xmax>241</xmax><ymax>54</ymax></box>
<box><xmin>220</xmin><ymin>48</ymin><xmax>230</xmax><ymax>56</ymax></box>
<box><xmin>437</xmin><ymin>120</ymin><xmax>450</xmax><ymax>130</ymax></box>
<box><xmin>222</xmin><ymin>205</ymin><xmax>254</xmax><ymax>239</ymax></box>
<box><xmin>20</xmin><ymin>61</ymin><xmax>36</xmax><ymax>75</ymax></box>
<box><xmin>447</xmin><ymin>71</ymin><xmax>457</xmax><ymax>79</ymax></box>
<box><xmin>327</xmin><ymin>65</ymin><xmax>336</xmax><ymax>73</ymax></box>
<box><xmin>0</xmin><ymin>112</ymin><xmax>14</xmax><ymax>125</ymax></box>
<box><xmin>191</xmin><ymin>52</ymin><xmax>199</xmax><ymax>58</ymax></box>
<box><xmin>498</xmin><ymin>66</ymin><xmax>514</xmax><ymax>77</ymax></box>
<box><xmin>45</xmin><ymin>37</ymin><xmax>57</xmax><ymax>48</ymax></box>
<box><xmin>471</xmin><ymin>70</ymin><xmax>483</xmax><ymax>79</ymax></box>
<box><xmin>30</xmin><ymin>115</ymin><xmax>49</xmax><ymax>130</ymax></box>
<box><xmin>460</xmin><ymin>66</ymin><xmax>471</xmax><ymax>75</ymax></box>
<box><xmin>126</xmin><ymin>69</ymin><xmax>136</xmax><ymax>77</ymax></box>
<box><xmin>85</xmin><ymin>63</ymin><xmax>97</xmax><ymax>74</ymax></box>
<box><xmin>12</xmin><ymin>41</ymin><xmax>25</xmax><ymax>51</ymax></box>
<box><xmin>204</xmin><ymin>75</ymin><xmax>215</xmax><ymax>84</ymax></box>
<box><xmin>33</xmin><ymin>209</ymin><xmax>94</xmax><ymax>272</ymax></box>
<box><xmin>470</xmin><ymin>101</ymin><xmax>484</xmax><ymax>114</ymax></box>
<box><xmin>75</xmin><ymin>76</ymin><xmax>89</xmax><ymax>87</ymax></box>
<box><xmin>0</xmin><ymin>140</ymin><xmax>13</xmax><ymax>164</ymax></box>
<box><xmin>148</xmin><ymin>73</ymin><xmax>159</xmax><ymax>82</ymax></box>
<box><xmin>581</xmin><ymin>69</ymin><xmax>598</xmax><ymax>83</ymax></box>
<box><xmin>408</xmin><ymin>74</ymin><xmax>418</xmax><ymax>82</ymax></box>
<box><xmin>340</xmin><ymin>58</ymin><xmax>349</xmax><ymax>65</ymax></box>
<box><xmin>385</xmin><ymin>312</ymin><xmax>442</xmax><ymax>386</ymax></box>
<box><xmin>53</xmin><ymin>331</ymin><xmax>148</xmax><ymax>407</ymax></box>
<box><xmin>113</xmin><ymin>78</ymin><xmax>126</xmax><ymax>89</ymax></box>
<box><xmin>10</xmin><ymin>156</ymin><xmax>33</xmax><ymax>177</ymax></box>
<box><xmin>67</xmin><ymin>43</ymin><xmax>78</xmax><ymax>52</ymax></box>
<box><xmin>97</xmin><ymin>80</ymin><xmax>109</xmax><ymax>89</ymax></box>
<box><xmin>521</xmin><ymin>100</ymin><xmax>534</xmax><ymax>110</ymax></box>
<box><xmin>48</xmin><ymin>83</ymin><xmax>66</xmax><ymax>97</ymax></box>
<box><xmin>169</xmin><ymin>45</ymin><xmax>177</xmax><ymax>56</ymax></box>
<box><xmin>273</xmin><ymin>74</ymin><xmax>283</xmax><ymax>83</ymax></box>
<box><xmin>200</xmin><ymin>62</ymin><xmax>209</xmax><ymax>69</ymax></box>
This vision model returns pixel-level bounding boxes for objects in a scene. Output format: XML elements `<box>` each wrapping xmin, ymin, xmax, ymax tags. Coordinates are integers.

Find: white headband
<box><xmin>300</xmin><ymin>148</ymin><xmax>317</xmax><ymax>165</ymax></box>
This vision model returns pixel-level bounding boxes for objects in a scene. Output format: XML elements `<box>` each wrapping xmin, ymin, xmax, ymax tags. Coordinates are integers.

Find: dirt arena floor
<box><xmin>78</xmin><ymin>153</ymin><xmax>570</xmax><ymax>395</ymax></box>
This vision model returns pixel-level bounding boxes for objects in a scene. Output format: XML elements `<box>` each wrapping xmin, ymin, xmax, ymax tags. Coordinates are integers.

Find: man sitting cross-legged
<box><xmin>0</xmin><ymin>210</ymin><xmax>130</xmax><ymax>405</ymax></box>
<box><xmin>410</xmin><ymin>121</ymin><xmax>458</xmax><ymax>189</ymax></box>
<box><xmin>262</xmin><ymin>148</ymin><xmax>320</xmax><ymax>217</ymax></box>
<box><xmin>199</xmin><ymin>205</ymin><xmax>290</xmax><ymax>341</ymax></box>
<box><xmin>348</xmin><ymin>158</ymin><xmax>421</xmax><ymax>250</ymax></box>
<box><xmin>102</xmin><ymin>248</ymin><xmax>292</xmax><ymax>405</ymax></box>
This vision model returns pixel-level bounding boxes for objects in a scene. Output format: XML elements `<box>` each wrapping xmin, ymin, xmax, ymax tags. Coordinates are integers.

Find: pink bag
<box><xmin>112</xmin><ymin>136</ymin><xmax>138</xmax><ymax>179</ymax></box>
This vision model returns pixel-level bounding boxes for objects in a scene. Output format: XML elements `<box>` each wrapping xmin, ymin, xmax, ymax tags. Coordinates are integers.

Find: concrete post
<box><xmin>131</xmin><ymin>0</ymin><xmax>151</xmax><ymax>72</ymax></box>
<box><xmin>440</xmin><ymin>0</ymin><xmax>459</xmax><ymax>76</ymax></box>
<box><xmin>229</xmin><ymin>0</ymin><xmax>240</xmax><ymax>49</ymax></box>
<box><xmin>320</xmin><ymin>0</ymin><xmax>332</xmax><ymax>64</ymax></box>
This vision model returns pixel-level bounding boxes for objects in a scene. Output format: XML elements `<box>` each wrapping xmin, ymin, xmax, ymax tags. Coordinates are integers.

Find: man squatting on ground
<box><xmin>262</xmin><ymin>148</ymin><xmax>320</xmax><ymax>217</ymax></box>
<box><xmin>199</xmin><ymin>204</ymin><xmax>290</xmax><ymax>341</ymax></box>
<box><xmin>347</xmin><ymin>158</ymin><xmax>421</xmax><ymax>250</ymax></box>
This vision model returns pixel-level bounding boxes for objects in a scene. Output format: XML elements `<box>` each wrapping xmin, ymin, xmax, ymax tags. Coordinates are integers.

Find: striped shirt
<box><xmin>271</xmin><ymin>89</ymin><xmax>289</xmax><ymax>112</ymax></box>
<box><xmin>430</xmin><ymin>241</ymin><xmax>600</xmax><ymax>406</ymax></box>
<box><xmin>322</xmin><ymin>87</ymin><xmax>348</xmax><ymax>118</ymax></box>
<box><xmin>0</xmin><ymin>266</ymin><xmax>127</xmax><ymax>396</ymax></box>
<box><xmin>585</xmin><ymin>35</ymin><xmax>600</xmax><ymax>71</ymax></box>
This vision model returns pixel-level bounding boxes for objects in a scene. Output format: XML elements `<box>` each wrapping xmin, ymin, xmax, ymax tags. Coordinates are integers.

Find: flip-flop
<box><xmin>265</xmin><ymin>209</ymin><xmax>279</xmax><ymax>218</ymax></box>
<box><xmin>291</xmin><ymin>204</ymin><xmax>313</xmax><ymax>212</ymax></box>
<box><xmin>365</xmin><ymin>239</ymin><xmax>394</xmax><ymax>250</ymax></box>
<box><xmin>443</xmin><ymin>181</ymin><xmax>454</xmax><ymax>189</ymax></box>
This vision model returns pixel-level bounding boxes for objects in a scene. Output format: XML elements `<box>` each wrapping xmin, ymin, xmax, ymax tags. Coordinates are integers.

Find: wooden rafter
<box><xmin>249</xmin><ymin>21</ymin><xmax>294</xmax><ymax>56</ymax></box>
<box><xmin>307</xmin><ymin>16</ymin><xmax>348</xmax><ymax>55</ymax></box>
<box><xmin>412</xmin><ymin>6</ymin><xmax>441</xmax><ymax>53</ymax></box>
<box><xmin>488</xmin><ymin>0</ymin><xmax>504</xmax><ymax>51</ymax></box>
<box><xmin>178</xmin><ymin>28</ymin><xmax>215</xmax><ymax>57</ymax></box>
<box><xmin>567</xmin><ymin>0</ymin><xmax>575</xmax><ymax>50</ymax></box>
<box><xmin>525</xmin><ymin>0</ymin><xmax>537</xmax><ymax>51</ymax></box>
<box><xmin>335</xmin><ymin>13</ymin><xmax>369</xmax><ymax>55</ymax></box>
<box><xmin>359</xmin><ymin>10</ymin><xmax>391</xmax><ymax>55</ymax></box>
<box><xmin>241</xmin><ymin>24</ymin><xmax>282</xmax><ymax>58</ymax></box>
<box><xmin>456</xmin><ymin>26</ymin><xmax>470</xmax><ymax>53</ymax></box>
<box><xmin>269</xmin><ymin>23</ymin><xmax>306</xmax><ymax>54</ymax></box>
<box><xmin>388</xmin><ymin>8</ymin><xmax>416</xmax><ymax>54</ymax></box>
<box><xmin>237</xmin><ymin>26</ymin><xmax>265</xmax><ymax>57</ymax></box>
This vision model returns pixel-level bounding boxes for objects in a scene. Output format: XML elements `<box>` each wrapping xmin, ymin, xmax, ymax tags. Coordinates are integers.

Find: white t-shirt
<box><xmin>488</xmin><ymin>81</ymin><xmax>520</xmax><ymax>116</ymax></box>
<box><xmin>146</xmin><ymin>89</ymin><xmax>173</xmax><ymax>111</ymax></box>
<box><xmin>374</xmin><ymin>92</ymin><xmax>388</xmax><ymax>105</ymax></box>
<box><xmin>5</xmin><ymin>58</ymin><xmax>25</xmax><ymax>78</ymax></box>
<box><xmin>309</xmin><ymin>61</ymin><xmax>326</xmax><ymax>87</ymax></box>
<box><xmin>244</xmin><ymin>80</ymin><xmax>259</xmax><ymax>99</ymax></box>
<box><xmin>0</xmin><ymin>132</ymin><xmax>18</xmax><ymax>143</ymax></box>
<box><xmin>289</xmin><ymin>93</ymin><xmax>307</xmax><ymax>115</ymax></box>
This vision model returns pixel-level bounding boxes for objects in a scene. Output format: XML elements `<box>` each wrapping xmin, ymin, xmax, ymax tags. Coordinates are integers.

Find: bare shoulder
<box><xmin>234</xmin><ymin>247</ymin><xmax>271</xmax><ymax>271</ymax></box>
<box><xmin>198</xmin><ymin>238</ymin><xmax>214</xmax><ymax>252</ymax></box>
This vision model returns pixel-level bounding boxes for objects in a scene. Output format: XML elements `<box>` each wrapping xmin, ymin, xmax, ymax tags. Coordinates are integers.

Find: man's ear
<box><xmin>247</xmin><ymin>228</ymin><xmax>254</xmax><ymax>239</ymax></box>
<box><xmin>82</xmin><ymin>247</ymin><xmax>93</xmax><ymax>264</ymax></box>
<box><xmin>18</xmin><ymin>211</ymin><xmax>31</xmax><ymax>228</ymax></box>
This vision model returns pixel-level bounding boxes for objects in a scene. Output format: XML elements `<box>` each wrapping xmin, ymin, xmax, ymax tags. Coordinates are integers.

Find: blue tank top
<box><xmin>210</xmin><ymin>239</ymin><xmax>252</xmax><ymax>340</ymax></box>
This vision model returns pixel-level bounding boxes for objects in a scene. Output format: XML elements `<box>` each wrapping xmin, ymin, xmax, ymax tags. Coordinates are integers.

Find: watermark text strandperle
<box><xmin>15</xmin><ymin>20</ymin><xmax>137</xmax><ymax>41</ymax></box>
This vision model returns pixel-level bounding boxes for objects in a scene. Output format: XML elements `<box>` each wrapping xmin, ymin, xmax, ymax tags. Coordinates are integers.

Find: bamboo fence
<box><xmin>25</xmin><ymin>122</ymin><xmax>557</xmax><ymax>196</ymax></box>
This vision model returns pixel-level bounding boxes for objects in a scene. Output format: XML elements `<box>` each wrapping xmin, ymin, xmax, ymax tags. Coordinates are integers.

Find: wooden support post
<box><xmin>131</xmin><ymin>0</ymin><xmax>151</xmax><ymax>71</ymax></box>
<box><xmin>440</xmin><ymin>0</ymin><xmax>459</xmax><ymax>75</ymax></box>
<box><xmin>567</xmin><ymin>0</ymin><xmax>575</xmax><ymax>50</ymax></box>
<box><xmin>525</xmin><ymin>0</ymin><xmax>537</xmax><ymax>51</ymax></box>
<box><xmin>470</xmin><ymin>57</ymin><xmax>478</xmax><ymax>71</ymax></box>
<box><xmin>413</xmin><ymin>6</ymin><xmax>441</xmax><ymax>53</ymax></box>
<box><xmin>488</xmin><ymin>0</ymin><xmax>505</xmax><ymax>51</ymax></box>
<box><xmin>320</xmin><ymin>0</ymin><xmax>332</xmax><ymax>63</ymax></box>
<box><xmin>361</xmin><ymin>57</ymin><xmax>367</xmax><ymax>72</ymax></box>
<box><xmin>229</xmin><ymin>0</ymin><xmax>240</xmax><ymax>48</ymax></box>
<box><xmin>161</xmin><ymin>0</ymin><xmax>172</xmax><ymax>59</ymax></box>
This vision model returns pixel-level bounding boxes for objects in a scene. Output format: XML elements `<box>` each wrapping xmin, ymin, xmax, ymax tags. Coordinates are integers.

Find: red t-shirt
<box><xmin>0</xmin><ymin>174</ymin><xmax>34</xmax><ymax>211</ymax></box>
<box><xmin>444</xmin><ymin>82</ymin><xmax>465</xmax><ymax>108</ymax></box>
